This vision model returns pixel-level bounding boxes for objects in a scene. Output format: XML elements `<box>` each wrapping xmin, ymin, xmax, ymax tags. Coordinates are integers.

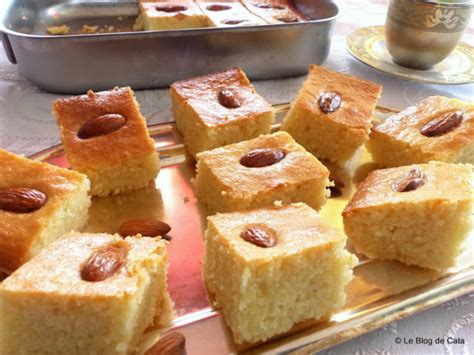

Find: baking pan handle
<box><xmin>1</xmin><ymin>31</ymin><xmax>17</xmax><ymax>64</ymax></box>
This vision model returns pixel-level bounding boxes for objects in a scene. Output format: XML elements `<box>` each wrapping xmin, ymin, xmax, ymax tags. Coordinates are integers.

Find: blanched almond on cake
<box><xmin>217</xmin><ymin>89</ymin><xmax>241</xmax><ymax>108</ymax></box>
<box><xmin>0</xmin><ymin>187</ymin><xmax>47</xmax><ymax>213</ymax></box>
<box><xmin>119</xmin><ymin>218</ymin><xmax>171</xmax><ymax>239</ymax></box>
<box><xmin>207</xmin><ymin>4</ymin><xmax>231</xmax><ymax>11</ymax></box>
<box><xmin>81</xmin><ymin>244</ymin><xmax>127</xmax><ymax>282</ymax></box>
<box><xmin>391</xmin><ymin>168</ymin><xmax>425</xmax><ymax>192</ymax></box>
<box><xmin>155</xmin><ymin>4</ymin><xmax>188</xmax><ymax>12</ymax></box>
<box><xmin>77</xmin><ymin>113</ymin><xmax>127</xmax><ymax>139</ymax></box>
<box><xmin>420</xmin><ymin>111</ymin><xmax>463</xmax><ymax>137</ymax></box>
<box><xmin>256</xmin><ymin>3</ymin><xmax>285</xmax><ymax>9</ymax></box>
<box><xmin>318</xmin><ymin>92</ymin><xmax>341</xmax><ymax>113</ymax></box>
<box><xmin>240</xmin><ymin>148</ymin><xmax>286</xmax><ymax>168</ymax></box>
<box><xmin>240</xmin><ymin>224</ymin><xmax>277</xmax><ymax>248</ymax></box>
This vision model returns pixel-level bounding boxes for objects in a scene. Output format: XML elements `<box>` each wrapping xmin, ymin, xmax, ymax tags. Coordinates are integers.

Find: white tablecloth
<box><xmin>0</xmin><ymin>1</ymin><xmax>472</xmax><ymax>354</ymax></box>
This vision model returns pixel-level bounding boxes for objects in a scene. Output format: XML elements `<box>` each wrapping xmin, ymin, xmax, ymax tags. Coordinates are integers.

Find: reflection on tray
<box><xmin>85</xmin><ymin>183</ymin><xmax>164</xmax><ymax>234</ymax></box>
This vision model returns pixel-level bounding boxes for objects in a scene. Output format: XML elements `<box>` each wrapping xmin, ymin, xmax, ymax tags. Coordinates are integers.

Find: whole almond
<box><xmin>81</xmin><ymin>244</ymin><xmax>127</xmax><ymax>282</ymax></box>
<box><xmin>240</xmin><ymin>148</ymin><xmax>286</xmax><ymax>168</ymax></box>
<box><xmin>207</xmin><ymin>4</ymin><xmax>231</xmax><ymax>11</ymax></box>
<box><xmin>420</xmin><ymin>111</ymin><xmax>463</xmax><ymax>137</ymax></box>
<box><xmin>77</xmin><ymin>113</ymin><xmax>126</xmax><ymax>139</ymax></box>
<box><xmin>392</xmin><ymin>168</ymin><xmax>425</xmax><ymax>192</ymax></box>
<box><xmin>256</xmin><ymin>3</ymin><xmax>285</xmax><ymax>9</ymax></box>
<box><xmin>277</xmin><ymin>15</ymin><xmax>298</xmax><ymax>23</ymax></box>
<box><xmin>155</xmin><ymin>5</ymin><xmax>187</xmax><ymax>12</ymax></box>
<box><xmin>0</xmin><ymin>187</ymin><xmax>47</xmax><ymax>213</ymax></box>
<box><xmin>217</xmin><ymin>90</ymin><xmax>241</xmax><ymax>109</ymax></box>
<box><xmin>146</xmin><ymin>332</ymin><xmax>186</xmax><ymax>355</ymax></box>
<box><xmin>319</xmin><ymin>92</ymin><xmax>342</xmax><ymax>113</ymax></box>
<box><xmin>222</xmin><ymin>19</ymin><xmax>245</xmax><ymax>25</ymax></box>
<box><xmin>119</xmin><ymin>218</ymin><xmax>171</xmax><ymax>240</ymax></box>
<box><xmin>240</xmin><ymin>224</ymin><xmax>277</xmax><ymax>248</ymax></box>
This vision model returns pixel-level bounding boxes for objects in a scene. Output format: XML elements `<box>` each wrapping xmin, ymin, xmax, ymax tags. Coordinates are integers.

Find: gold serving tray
<box><xmin>29</xmin><ymin>103</ymin><xmax>474</xmax><ymax>354</ymax></box>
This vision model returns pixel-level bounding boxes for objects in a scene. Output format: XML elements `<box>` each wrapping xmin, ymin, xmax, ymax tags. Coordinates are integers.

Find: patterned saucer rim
<box><xmin>346</xmin><ymin>25</ymin><xmax>474</xmax><ymax>85</ymax></box>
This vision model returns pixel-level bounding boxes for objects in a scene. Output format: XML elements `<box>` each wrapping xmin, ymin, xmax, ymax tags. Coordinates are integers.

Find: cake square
<box><xmin>240</xmin><ymin>0</ymin><xmax>307</xmax><ymax>24</ymax></box>
<box><xmin>196</xmin><ymin>2</ymin><xmax>267</xmax><ymax>27</ymax></box>
<box><xmin>342</xmin><ymin>162</ymin><xmax>473</xmax><ymax>271</ymax></box>
<box><xmin>203</xmin><ymin>203</ymin><xmax>358</xmax><ymax>344</ymax></box>
<box><xmin>194</xmin><ymin>131</ymin><xmax>330</xmax><ymax>213</ymax></box>
<box><xmin>170</xmin><ymin>67</ymin><xmax>275</xmax><ymax>158</ymax></box>
<box><xmin>367</xmin><ymin>96</ymin><xmax>474</xmax><ymax>167</ymax></box>
<box><xmin>0</xmin><ymin>149</ymin><xmax>91</xmax><ymax>274</ymax></box>
<box><xmin>0</xmin><ymin>233</ymin><xmax>174</xmax><ymax>354</ymax></box>
<box><xmin>138</xmin><ymin>2</ymin><xmax>210</xmax><ymax>30</ymax></box>
<box><xmin>53</xmin><ymin>87</ymin><xmax>160</xmax><ymax>197</ymax></box>
<box><xmin>280</xmin><ymin>65</ymin><xmax>382</xmax><ymax>165</ymax></box>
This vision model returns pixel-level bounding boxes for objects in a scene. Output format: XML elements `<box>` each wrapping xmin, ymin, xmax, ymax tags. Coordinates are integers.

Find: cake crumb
<box><xmin>46</xmin><ymin>24</ymin><xmax>70</xmax><ymax>35</ymax></box>
<box><xmin>81</xmin><ymin>24</ymin><xmax>99</xmax><ymax>33</ymax></box>
<box><xmin>273</xmin><ymin>200</ymin><xmax>283</xmax><ymax>208</ymax></box>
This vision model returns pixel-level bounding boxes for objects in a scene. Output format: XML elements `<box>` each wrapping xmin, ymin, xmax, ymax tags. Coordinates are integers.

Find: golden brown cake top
<box><xmin>372</xmin><ymin>96</ymin><xmax>474</xmax><ymax>160</ymax></box>
<box><xmin>343</xmin><ymin>162</ymin><xmax>473</xmax><ymax>214</ymax></box>
<box><xmin>241</xmin><ymin>0</ymin><xmax>307</xmax><ymax>23</ymax></box>
<box><xmin>53</xmin><ymin>87</ymin><xmax>156</xmax><ymax>169</ymax></box>
<box><xmin>142</xmin><ymin>2</ymin><xmax>207</xmax><ymax>19</ymax></box>
<box><xmin>197</xmin><ymin>131</ymin><xmax>329</xmax><ymax>194</ymax></box>
<box><xmin>1</xmin><ymin>233</ymin><xmax>167</xmax><ymax>296</ymax></box>
<box><xmin>293</xmin><ymin>65</ymin><xmax>382</xmax><ymax>129</ymax></box>
<box><xmin>208</xmin><ymin>203</ymin><xmax>346</xmax><ymax>262</ymax></box>
<box><xmin>0</xmin><ymin>149</ymin><xmax>89</xmax><ymax>274</ymax></box>
<box><xmin>170</xmin><ymin>67</ymin><xmax>273</xmax><ymax>127</ymax></box>
<box><xmin>197</xmin><ymin>2</ymin><xmax>266</xmax><ymax>27</ymax></box>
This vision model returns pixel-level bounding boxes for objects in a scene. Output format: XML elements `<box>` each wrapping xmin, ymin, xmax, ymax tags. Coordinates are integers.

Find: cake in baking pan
<box><xmin>197</xmin><ymin>2</ymin><xmax>267</xmax><ymax>27</ymax></box>
<box><xmin>138</xmin><ymin>2</ymin><xmax>211</xmax><ymax>30</ymax></box>
<box><xmin>241</xmin><ymin>0</ymin><xmax>307</xmax><ymax>24</ymax></box>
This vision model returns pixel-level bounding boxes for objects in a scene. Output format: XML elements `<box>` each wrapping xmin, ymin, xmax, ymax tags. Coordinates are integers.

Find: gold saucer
<box><xmin>346</xmin><ymin>26</ymin><xmax>474</xmax><ymax>85</ymax></box>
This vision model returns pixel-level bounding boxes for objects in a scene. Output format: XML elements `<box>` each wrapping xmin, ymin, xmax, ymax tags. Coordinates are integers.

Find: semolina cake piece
<box><xmin>343</xmin><ymin>162</ymin><xmax>473</xmax><ymax>271</ymax></box>
<box><xmin>170</xmin><ymin>67</ymin><xmax>275</xmax><ymax>158</ymax></box>
<box><xmin>0</xmin><ymin>233</ymin><xmax>174</xmax><ymax>355</ymax></box>
<box><xmin>138</xmin><ymin>2</ymin><xmax>211</xmax><ymax>30</ymax></box>
<box><xmin>194</xmin><ymin>131</ymin><xmax>330</xmax><ymax>213</ymax></box>
<box><xmin>280</xmin><ymin>65</ymin><xmax>382</xmax><ymax>166</ymax></box>
<box><xmin>53</xmin><ymin>87</ymin><xmax>160</xmax><ymax>196</ymax></box>
<box><xmin>241</xmin><ymin>0</ymin><xmax>307</xmax><ymax>24</ymax></box>
<box><xmin>196</xmin><ymin>2</ymin><xmax>267</xmax><ymax>27</ymax></box>
<box><xmin>0</xmin><ymin>149</ymin><xmax>90</xmax><ymax>274</ymax></box>
<box><xmin>367</xmin><ymin>96</ymin><xmax>474</xmax><ymax>167</ymax></box>
<box><xmin>203</xmin><ymin>203</ymin><xmax>358</xmax><ymax>344</ymax></box>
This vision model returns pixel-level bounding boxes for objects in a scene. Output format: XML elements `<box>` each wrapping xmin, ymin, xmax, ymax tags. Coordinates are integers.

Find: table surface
<box><xmin>0</xmin><ymin>0</ymin><xmax>473</xmax><ymax>354</ymax></box>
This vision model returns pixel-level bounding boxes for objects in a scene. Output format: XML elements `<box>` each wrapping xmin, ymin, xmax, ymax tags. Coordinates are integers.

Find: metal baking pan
<box><xmin>28</xmin><ymin>103</ymin><xmax>474</xmax><ymax>354</ymax></box>
<box><xmin>0</xmin><ymin>0</ymin><xmax>340</xmax><ymax>93</ymax></box>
